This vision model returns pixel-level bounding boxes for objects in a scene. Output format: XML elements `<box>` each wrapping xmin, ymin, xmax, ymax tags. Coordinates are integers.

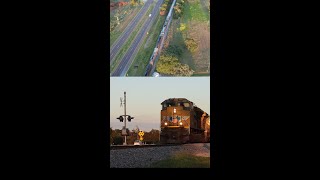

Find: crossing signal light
<box><xmin>117</xmin><ymin>116</ymin><xmax>124</xmax><ymax>122</ymax></box>
<box><xmin>127</xmin><ymin>116</ymin><xmax>134</xmax><ymax>122</ymax></box>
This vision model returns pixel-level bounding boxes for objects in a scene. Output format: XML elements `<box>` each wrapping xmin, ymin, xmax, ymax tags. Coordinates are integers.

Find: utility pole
<box><xmin>124</xmin><ymin>91</ymin><xmax>127</xmax><ymax>145</ymax></box>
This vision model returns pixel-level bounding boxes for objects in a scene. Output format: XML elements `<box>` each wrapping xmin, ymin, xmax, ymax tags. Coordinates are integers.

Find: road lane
<box><xmin>111</xmin><ymin>0</ymin><xmax>164</xmax><ymax>76</ymax></box>
<box><xmin>110</xmin><ymin>0</ymin><xmax>154</xmax><ymax>64</ymax></box>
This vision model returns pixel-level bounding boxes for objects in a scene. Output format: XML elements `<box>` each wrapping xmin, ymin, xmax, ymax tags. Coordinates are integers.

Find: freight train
<box><xmin>144</xmin><ymin>0</ymin><xmax>177</xmax><ymax>76</ymax></box>
<box><xmin>160</xmin><ymin>98</ymin><xmax>210</xmax><ymax>144</ymax></box>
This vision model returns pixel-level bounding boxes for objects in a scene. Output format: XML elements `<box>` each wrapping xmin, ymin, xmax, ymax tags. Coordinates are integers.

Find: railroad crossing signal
<box><xmin>117</xmin><ymin>116</ymin><xmax>124</xmax><ymax>122</ymax></box>
<box><xmin>117</xmin><ymin>115</ymin><xmax>134</xmax><ymax>122</ymax></box>
<box><xmin>127</xmin><ymin>116</ymin><xmax>134</xmax><ymax>122</ymax></box>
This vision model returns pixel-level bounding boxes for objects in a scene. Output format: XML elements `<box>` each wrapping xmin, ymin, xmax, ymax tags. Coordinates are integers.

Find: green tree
<box><xmin>165</xmin><ymin>45</ymin><xmax>182</xmax><ymax>56</ymax></box>
<box><xmin>110</xmin><ymin>128</ymin><xmax>122</xmax><ymax>144</ymax></box>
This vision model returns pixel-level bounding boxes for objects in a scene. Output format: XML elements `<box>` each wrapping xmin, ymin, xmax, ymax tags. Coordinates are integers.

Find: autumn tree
<box><xmin>162</xmin><ymin>4</ymin><xmax>168</xmax><ymax>9</ymax></box>
<box><xmin>156</xmin><ymin>55</ymin><xmax>194</xmax><ymax>76</ymax></box>
<box><xmin>178</xmin><ymin>23</ymin><xmax>186</xmax><ymax>31</ymax></box>
<box><xmin>130</xmin><ymin>0</ymin><xmax>139</xmax><ymax>6</ymax></box>
<box><xmin>185</xmin><ymin>38</ymin><xmax>198</xmax><ymax>53</ymax></box>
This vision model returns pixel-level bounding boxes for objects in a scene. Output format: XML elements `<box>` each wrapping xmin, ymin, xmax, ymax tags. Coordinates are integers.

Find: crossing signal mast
<box><xmin>116</xmin><ymin>91</ymin><xmax>134</xmax><ymax>145</ymax></box>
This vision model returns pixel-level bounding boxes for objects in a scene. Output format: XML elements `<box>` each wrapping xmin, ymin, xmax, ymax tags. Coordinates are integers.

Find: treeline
<box><xmin>110</xmin><ymin>128</ymin><xmax>160</xmax><ymax>145</ymax></box>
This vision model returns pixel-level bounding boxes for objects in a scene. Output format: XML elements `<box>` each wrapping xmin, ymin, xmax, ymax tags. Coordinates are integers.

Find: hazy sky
<box><xmin>110</xmin><ymin>77</ymin><xmax>210</xmax><ymax>131</ymax></box>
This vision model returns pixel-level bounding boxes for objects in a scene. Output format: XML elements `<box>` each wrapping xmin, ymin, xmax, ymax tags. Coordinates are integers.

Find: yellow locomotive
<box><xmin>160</xmin><ymin>98</ymin><xmax>210</xmax><ymax>144</ymax></box>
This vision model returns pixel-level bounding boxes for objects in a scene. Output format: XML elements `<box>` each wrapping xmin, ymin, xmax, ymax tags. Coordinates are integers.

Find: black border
<box><xmin>108</xmin><ymin>0</ymin><xmax>216</xmax><ymax>176</ymax></box>
<box><xmin>14</xmin><ymin>0</ymin><xmax>306</xmax><ymax>176</ymax></box>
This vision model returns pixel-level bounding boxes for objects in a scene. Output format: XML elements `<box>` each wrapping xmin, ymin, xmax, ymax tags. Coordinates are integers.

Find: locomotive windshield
<box><xmin>183</xmin><ymin>103</ymin><xmax>190</xmax><ymax>107</ymax></box>
<box><xmin>162</xmin><ymin>99</ymin><xmax>193</xmax><ymax>110</ymax></box>
<box><xmin>163</xmin><ymin>102</ymin><xmax>176</xmax><ymax>108</ymax></box>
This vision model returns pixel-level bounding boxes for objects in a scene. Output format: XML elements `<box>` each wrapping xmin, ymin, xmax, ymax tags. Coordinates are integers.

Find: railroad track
<box><xmin>110</xmin><ymin>142</ymin><xmax>207</xmax><ymax>150</ymax></box>
<box><xmin>110</xmin><ymin>143</ymin><xmax>180</xmax><ymax>150</ymax></box>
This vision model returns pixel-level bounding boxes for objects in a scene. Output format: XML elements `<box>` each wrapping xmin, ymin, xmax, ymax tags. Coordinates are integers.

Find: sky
<box><xmin>110</xmin><ymin>77</ymin><xmax>210</xmax><ymax>132</ymax></box>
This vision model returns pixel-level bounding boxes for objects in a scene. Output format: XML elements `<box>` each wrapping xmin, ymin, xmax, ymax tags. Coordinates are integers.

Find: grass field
<box><xmin>160</xmin><ymin>0</ymin><xmax>210</xmax><ymax>75</ymax></box>
<box><xmin>149</xmin><ymin>153</ymin><xmax>210</xmax><ymax>168</ymax></box>
<box><xmin>167</xmin><ymin>19</ymin><xmax>196</xmax><ymax>70</ymax></box>
<box><xmin>183</xmin><ymin>0</ymin><xmax>209</xmax><ymax>23</ymax></box>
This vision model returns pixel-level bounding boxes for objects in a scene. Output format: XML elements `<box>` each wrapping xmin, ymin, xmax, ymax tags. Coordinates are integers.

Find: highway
<box><xmin>110</xmin><ymin>0</ymin><xmax>153</xmax><ymax>64</ymax></box>
<box><xmin>111</xmin><ymin>0</ymin><xmax>164</xmax><ymax>76</ymax></box>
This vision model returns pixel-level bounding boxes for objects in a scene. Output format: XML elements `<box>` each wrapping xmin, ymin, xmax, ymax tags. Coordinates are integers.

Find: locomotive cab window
<box><xmin>163</xmin><ymin>102</ymin><xmax>174</xmax><ymax>107</ymax></box>
<box><xmin>162</xmin><ymin>102</ymin><xmax>174</xmax><ymax>109</ymax></box>
<box><xmin>162</xmin><ymin>104</ymin><xmax>167</xmax><ymax>109</ymax></box>
<box><xmin>182</xmin><ymin>102</ymin><xmax>191</xmax><ymax>110</ymax></box>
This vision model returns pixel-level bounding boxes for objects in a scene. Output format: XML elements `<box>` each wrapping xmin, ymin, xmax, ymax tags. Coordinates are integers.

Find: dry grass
<box><xmin>159</xmin><ymin>0</ymin><xmax>210</xmax><ymax>74</ymax></box>
<box><xmin>187</xmin><ymin>22</ymin><xmax>210</xmax><ymax>73</ymax></box>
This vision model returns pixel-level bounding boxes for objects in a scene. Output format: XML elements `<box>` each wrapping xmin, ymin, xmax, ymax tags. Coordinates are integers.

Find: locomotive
<box><xmin>160</xmin><ymin>98</ymin><xmax>210</xmax><ymax>144</ymax></box>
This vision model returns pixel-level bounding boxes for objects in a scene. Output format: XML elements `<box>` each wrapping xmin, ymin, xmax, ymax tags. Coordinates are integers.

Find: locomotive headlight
<box><xmin>164</xmin><ymin>122</ymin><xmax>168</xmax><ymax>126</ymax></box>
<box><xmin>179</xmin><ymin>122</ymin><xmax>183</xmax><ymax>126</ymax></box>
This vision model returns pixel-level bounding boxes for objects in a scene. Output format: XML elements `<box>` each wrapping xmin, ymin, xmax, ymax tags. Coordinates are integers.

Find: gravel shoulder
<box><xmin>110</xmin><ymin>143</ymin><xmax>210</xmax><ymax>168</ymax></box>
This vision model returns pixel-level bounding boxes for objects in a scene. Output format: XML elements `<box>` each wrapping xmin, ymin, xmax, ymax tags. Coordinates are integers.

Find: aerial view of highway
<box><xmin>111</xmin><ymin>0</ymin><xmax>164</xmax><ymax>76</ymax></box>
<box><xmin>110</xmin><ymin>0</ymin><xmax>153</xmax><ymax>64</ymax></box>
